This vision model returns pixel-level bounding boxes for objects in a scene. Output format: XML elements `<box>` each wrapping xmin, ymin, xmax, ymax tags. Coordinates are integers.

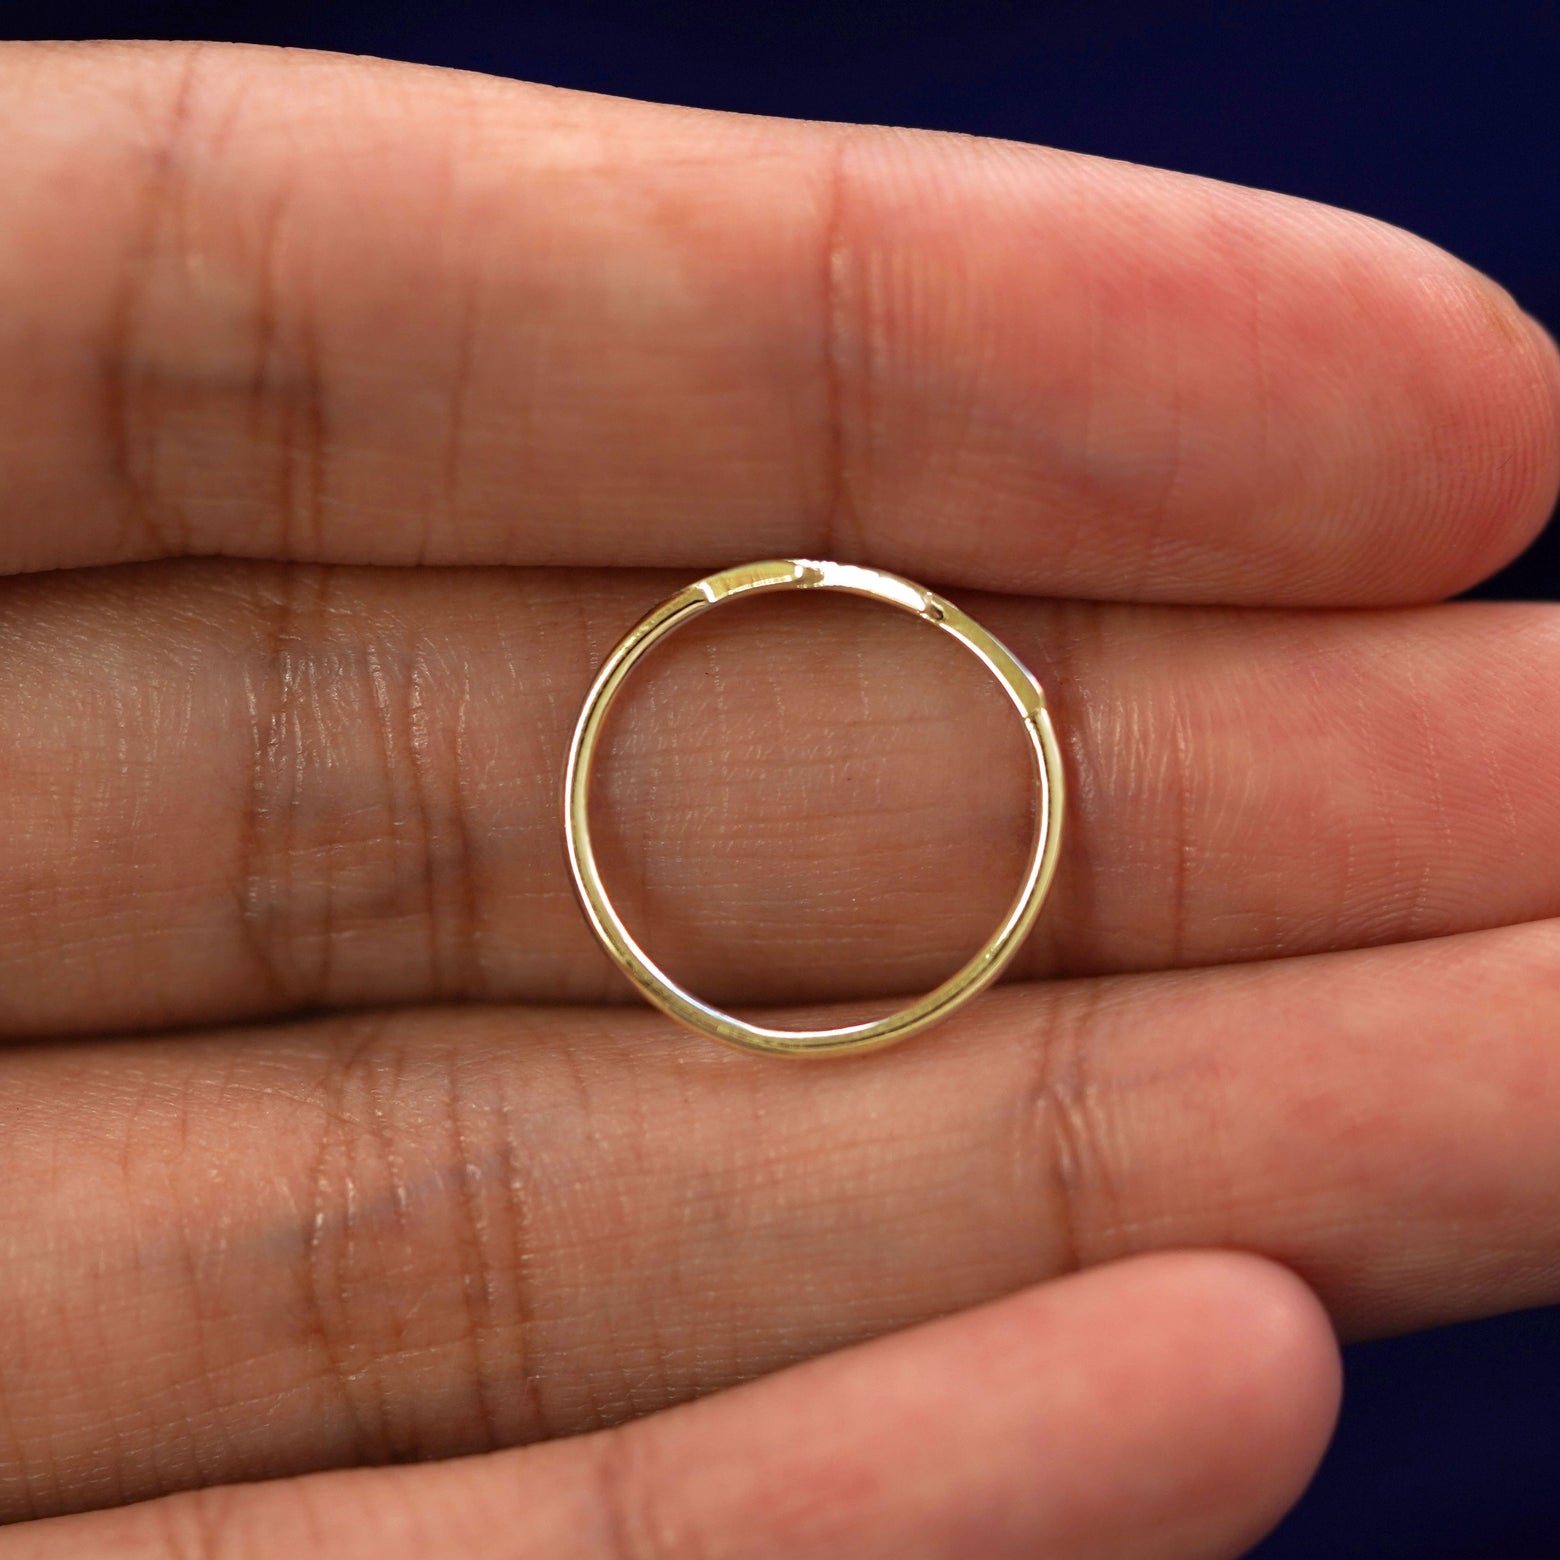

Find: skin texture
<box><xmin>0</xmin><ymin>36</ymin><xmax>1556</xmax><ymax>1559</ymax></box>
<box><xmin>5</xmin><ymin>568</ymin><xmax>1560</xmax><ymax>1030</ymax></box>
<box><xmin>1</xmin><ymin>1254</ymin><xmax>1340</xmax><ymax>1560</ymax></box>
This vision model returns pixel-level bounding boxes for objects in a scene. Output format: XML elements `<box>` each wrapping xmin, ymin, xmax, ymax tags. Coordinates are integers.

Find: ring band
<box><xmin>562</xmin><ymin>559</ymin><xmax>1065</xmax><ymax>1058</ymax></box>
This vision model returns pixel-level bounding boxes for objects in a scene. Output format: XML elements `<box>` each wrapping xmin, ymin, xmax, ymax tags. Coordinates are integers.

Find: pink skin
<box><xmin>6</xmin><ymin>1255</ymin><xmax>1340</xmax><ymax>1560</ymax></box>
<box><xmin>0</xmin><ymin>38</ymin><xmax>1555</xmax><ymax>1558</ymax></box>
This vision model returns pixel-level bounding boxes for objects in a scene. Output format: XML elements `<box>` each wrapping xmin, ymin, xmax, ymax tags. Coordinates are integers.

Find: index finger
<box><xmin>2</xmin><ymin>40</ymin><xmax>1556</xmax><ymax>601</ymax></box>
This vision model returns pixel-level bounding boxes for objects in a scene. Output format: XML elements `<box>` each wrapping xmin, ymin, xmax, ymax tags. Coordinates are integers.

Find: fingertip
<box><xmin>1392</xmin><ymin>263</ymin><xmax>1560</xmax><ymax>600</ymax></box>
<box><xmin>1018</xmin><ymin>1250</ymin><xmax>1343</xmax><ymax>1560</ymax></box>
<box><xmin>1139</xmin><ymin>1249</ymin><xmax>1343</xmax><ymax>1485</ymax></box>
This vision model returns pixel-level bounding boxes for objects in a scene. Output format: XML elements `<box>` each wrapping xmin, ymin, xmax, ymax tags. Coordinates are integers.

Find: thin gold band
<box><xmin>562</xmin><ymin>559</ymin><xmax>1065</xmax><ymax>1057</ymax></box>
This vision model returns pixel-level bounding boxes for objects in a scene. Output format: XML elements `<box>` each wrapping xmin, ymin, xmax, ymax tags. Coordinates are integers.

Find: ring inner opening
<box><xmin>587</xmin><ymin>586</ymin><xmax>1037</xmax><ymax>1027</ymax></box>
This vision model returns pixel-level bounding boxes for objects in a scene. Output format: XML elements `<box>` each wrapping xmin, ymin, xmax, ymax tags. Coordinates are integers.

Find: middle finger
<box><xmin>2</xmin><ymin>560</ymin><xmax>1559</xmax><ymax>1035</ymax></box>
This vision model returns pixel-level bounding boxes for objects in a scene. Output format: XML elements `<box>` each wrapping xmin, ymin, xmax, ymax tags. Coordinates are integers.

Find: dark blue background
<box><xmin>6</xmin><ymin>2</ymin><xmax>1559</xmax><ymax>1554</ymax></box>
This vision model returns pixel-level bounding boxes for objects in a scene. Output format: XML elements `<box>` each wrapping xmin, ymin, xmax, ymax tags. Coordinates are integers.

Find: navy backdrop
<box><xmin>5</xmin><ymin>2</ymin><xmax>1558</xmax><ymax>1555</ymax></box>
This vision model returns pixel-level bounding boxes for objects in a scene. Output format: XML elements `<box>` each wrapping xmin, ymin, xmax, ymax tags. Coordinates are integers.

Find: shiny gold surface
<box><xmin>563</xmin><ymin>559</ymin><xmax>1065</xmax><ymax>1057</ymax></box>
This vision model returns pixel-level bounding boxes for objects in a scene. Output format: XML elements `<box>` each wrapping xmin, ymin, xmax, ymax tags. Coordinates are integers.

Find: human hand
<box><xmin>2</xmin><ymin>40</ymin><xmax>1558</xmax><ymax>1558</ymax></box>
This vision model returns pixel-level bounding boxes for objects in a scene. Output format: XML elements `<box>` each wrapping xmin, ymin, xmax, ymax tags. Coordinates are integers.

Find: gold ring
<box><xmin>562</xmin><ymin>559</ymin><xmax>1065</xmax><ymax>1058</ymax></box>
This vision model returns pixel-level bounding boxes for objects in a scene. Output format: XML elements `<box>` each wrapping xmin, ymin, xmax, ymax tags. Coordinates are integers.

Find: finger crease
<box><xmin>814</xmin><ymin>128</ymin><xmax>865</xmax><ymax>564</ymax></box>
